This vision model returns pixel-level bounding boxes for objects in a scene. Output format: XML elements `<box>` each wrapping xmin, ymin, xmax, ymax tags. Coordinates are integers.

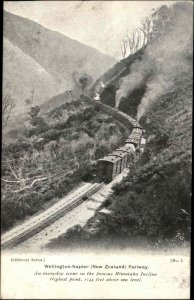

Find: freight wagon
<box><xmin>97</xmin><ymin>124</ymin><xmax>143</xmax><ymax>182</ymax></box>
<box><xmin>111</xmin><ymin>150</ymin><xmax>128</xmax><ymax>170</ymax></box>
<box><xmin>97</xmin><ymin>155</ymin><xmax>122</xmax><ymax>182</ymax></box>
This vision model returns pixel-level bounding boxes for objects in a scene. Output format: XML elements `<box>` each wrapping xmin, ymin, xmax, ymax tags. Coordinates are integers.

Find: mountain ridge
<box><xmin>3</xmin><ymin>10</ymin><xmax>117</xmax><ymax>115</ymax></box>
<box><xmin>3</xmin><ymin>37</ymin><xmax>63</xmax><ymax>115</ymax></box>
<box><xmin>4</xmin><ymin>10</ymin><xmax>116</xmax><ymax>61</ymax></box>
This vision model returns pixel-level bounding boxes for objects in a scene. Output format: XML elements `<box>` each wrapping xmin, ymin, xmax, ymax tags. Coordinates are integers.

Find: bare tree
<box><xmin>78</xmin><ymin>74</ymin><xmax>93</xmax><ymax>94</ymax></box>
<box><xmin>31</xmin><ymin>88</ymin><xmax>35</xmax><ymax>103</ymax></box>
<box><xmin>120</xmin><ymin>39</ymin><xmax>128</xmax><ymax>58</ymax></box>
<box><xmin>139</xmin><ymin>17</ymin><xmax>153</xmax><ymax>46</ymax></box>
<box><xmin>2</xmin><ymin>161</ymin><xmax>49</xmax><ymax>193</ymax></box>
<box><xmin>140</xmin><ymin>6</ymin><xmax>172</xmax><ymax>44</ymax></box>
<box><xmin>2</xmin><ymin>94</ymin><xmax>15</xmax><ymax>129</ymax></box>
<box><xmin>120</xmin><ymin>7</ymin><xmax>162</xmax><ymax>58</ymax></box>
<box><xmin>127</xmin><ymin>28</ymin><xmax>142</xmax><ymax>55</ymax></box>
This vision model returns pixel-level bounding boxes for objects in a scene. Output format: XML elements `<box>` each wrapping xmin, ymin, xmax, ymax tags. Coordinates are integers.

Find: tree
<box><xmin>2</xmin><ymin>94</ymin><xmax>15</xmax><ymax>129</ymax></box>
<box><xmin>120</xmin><ymin>5</ymin><xmax>172</xmax><ymax>58</ymax></box>
<box><xmin>2</xmin><ymin>156</ymin><xmax>49</xmax><ymax>194</ymax></box>
<box><xmin>78</xmin><ymin>73</ymin><xmax>93</xmax><ymax>94</ymax></box>
<box><xmin>72</xmin><ymin>72</ymin><xmax>93</xmax><ymax>95</ymax></box>
<box><xmin>27</xmin><ymin>105</ymin><xmax>48</xmax><ymax>135</ymax></box>
<box><xmin>25</xmin><ymin>98</ymin><xmax>32</xmax><ymax>106</ymax></box>
<box><xmin>139</xmin><ymin>17</ymin><xmax>153</xmax><ymax>46</ymax></box>
<box><xmin>120</xmin><ymin>28</ymin><xmax>143</xmax><ymax>58</ymax></box>
<box><xmin>127</xmin><ymin>29</ymin><xmax>142</xmax><ymax>55</ymax></box>
<box><xmin>120</xmin><ymin>39</ymin><xmax>128</xmax><ymax>58</ymax></box>
<box><xmin>31</xmin><ymin>88</ymin><xmax>35</xmax><ymax>103</ymax></box>
<box><xmin>28</xmin><ymin>105</ymin><xmax>40</xmax><ymax>121</ymax></box>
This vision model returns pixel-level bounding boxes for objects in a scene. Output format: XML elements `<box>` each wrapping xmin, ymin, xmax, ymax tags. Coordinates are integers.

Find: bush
<box><xmin>94</xmin><ymin>144</ymin><xmax>109</xmax><ymax>159</ymax></box>
<box><xmin>40</xmin><ymin>129</ymin><xmax>62</xmax><ymax>141</ymax></box>
<box><xmin>1</xmin><ymin>192</ymin><xmax>45</xmax><ymax>231</ymax></box>
<box><xmin>1</xmin><ymin>93</ymin><xmax>128</xmax><ymax>232</ymax></box>
<box><xmin>46</xmin><ymin>225</ymin><xmax>92</xmax><ymax>249</ymax></box>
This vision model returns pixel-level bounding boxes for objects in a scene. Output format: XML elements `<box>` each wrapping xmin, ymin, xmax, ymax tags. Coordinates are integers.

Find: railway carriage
<box><xmin>97</xmin><ymin>126</ymin><xmax>143</xmax><ymax>182</ymax></box>
<box><xmin>111</xmin><ymin>150</ymin><xmax>128</xmax><ymax>171</ymax></box>
<box><xmin>122</xmin><ymin>143</ymin><xmax>136</xmax><ymax>152</ymax></box>
<box><xmin>117</xmin><ymin>145</ymin><xmax>136</xmax><ymax>163</ymax></box>
<box><xmin>125</xmin><ymin>137</ymin><xmax>141</xmax><ymax>148</ymax></box>
<box><xmin>97</xmin><ymin>155</ymin><xmax>121</xmax><ymax>182</ymax></box>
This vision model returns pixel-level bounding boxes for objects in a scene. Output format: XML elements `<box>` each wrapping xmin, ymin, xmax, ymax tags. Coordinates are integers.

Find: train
<box><xmin>97</xmin><ymin>126</ymin><xmax>144</xmax><ymax>182</ymax></box>
<box><xmin>80</xmin><ymin>94</ymin><xmax>145</xmax><ymax>183</ymax></box>
<box><xmin>81</xmin><ymin>94</ymin><xmax>141</xmax><ymax>129</ymax></box>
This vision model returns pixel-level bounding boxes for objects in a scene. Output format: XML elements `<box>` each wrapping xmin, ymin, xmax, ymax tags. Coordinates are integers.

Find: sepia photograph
<box><xmin>1</xmin><ymin>0</ymin><xmax>192</xmax><ymax>298</ymax></box>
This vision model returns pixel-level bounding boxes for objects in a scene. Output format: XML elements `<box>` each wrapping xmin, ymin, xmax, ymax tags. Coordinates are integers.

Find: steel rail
<box><xmin>1</xmin><ymin>183</ymin><xmax>104</xmax><ymax>249</ymax></box>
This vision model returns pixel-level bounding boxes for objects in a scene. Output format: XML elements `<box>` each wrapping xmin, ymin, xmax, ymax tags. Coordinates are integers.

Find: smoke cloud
<box><xmin>94</xmin><ymin>80</ymin><xmax>106</xmax><ymax>95</ymax></box>
<box><xmin>115</xmin><ymin>2</ymin><xmax>193</xmax><ymax>120</ymax></box>
<box><xmin>115</xmin><ymin>59</ymin><xmax>151</xmax><ymax>108</ymax></box>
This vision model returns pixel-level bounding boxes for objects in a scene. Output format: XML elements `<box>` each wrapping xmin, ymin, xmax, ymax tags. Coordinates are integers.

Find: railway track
<box><xmin>1</xmin><ymin>182</ymin><xmax>104</xmax><ymax>250</ymax></box>
<box><xmin>2</xmin><ymin>96</ymin><xmax>143</xmax><ymax>250</ymax></box>
<box><xmin>81</xmin><ymin>95</ymin><xmax>141</xmax><ymax>129</ymax></box>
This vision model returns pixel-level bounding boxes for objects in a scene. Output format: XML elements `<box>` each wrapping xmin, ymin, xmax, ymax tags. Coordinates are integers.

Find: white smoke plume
<box><xmin>136</xmin><ymin>74</ymin><xmax>173</xmax><ymax>120</ymax></box>
<box><xmin>94</xmin><ymin>80</ymin><xmax>106</xmax><ymax>95</ymax></box>
<box><xmin>115</xmin><ymin>2</ymin><xmax>193</xmax><ymax>120</ymax></box>
<box><xmin>115</xmin><ymin>59</ymin><xmax>151</xmax><ymax>108</ymax></box>
<box><xmin>100</xmin><ymin>81</ymin><xmax>105</xmax><ymax>88</ymax></box>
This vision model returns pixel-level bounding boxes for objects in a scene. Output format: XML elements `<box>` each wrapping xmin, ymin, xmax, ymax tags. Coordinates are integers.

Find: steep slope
<box><xmin>40</xmin><ymin>91</ymin><xmax>72</xmax><ymax>114</ymax></box>
<box><xmin>46</xmin><ymin>70</ymin><xmax>192</xmax><ymax>251</ymax></box>
<box><xmin>46</xmin><ymin>2</ymin><xmax>192</xmax><ymax>250</ymax></box>
<box><xmin>3</xmin><ymin>38</ymin><xmax>63</xmax><ymax>115</ymax></box>
<box><xmin>4</xmin><ymin>11</ymin><xmax>117</xmax><ymax>93</ymax></box>
<box><xmin>2</xmin><ymin>100</ymin><xmax>127</xmax><ymax>231</ymax></box>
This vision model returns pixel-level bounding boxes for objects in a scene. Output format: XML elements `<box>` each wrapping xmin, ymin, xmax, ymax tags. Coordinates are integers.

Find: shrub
<box><xmin>40</xmin><ymin>129</ymin><xmax>62</xmax><ymax>141</ymax></box>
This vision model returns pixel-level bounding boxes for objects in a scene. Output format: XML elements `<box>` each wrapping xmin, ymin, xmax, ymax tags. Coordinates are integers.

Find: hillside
<box><xmin>46</xmin><ymin>2</ymin><xmax>192</xmax><ymax>250</ymax></box>
<box><xmin>3</xmin><ymin>38</ymin><xmax>62</xmax><ymax>115</ymax></box>
<box><xmin>3</xmin><ymin>10</ymin><xmax>117</xmax><ymax>115</ymax></box>
<box><xmin>1</xmin><ymin>98</ymin><xmax>128</xmax><ymax>231</ymax></box>
<box><xmin>40</xmin><ymin>87</ymin><xmax>84</xmax><ymax>114</ymax></box>
<box><xmin>47</xmin><ymin>75</ymin><xmax>192</xmax><ymax>251</ymax></box>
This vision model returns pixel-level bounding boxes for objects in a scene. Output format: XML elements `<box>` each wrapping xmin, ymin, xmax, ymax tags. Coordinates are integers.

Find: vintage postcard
<box><xmin>1</xmin><ymin>1</ymin><xmax>192</xmax><ymax>299</ymax></box>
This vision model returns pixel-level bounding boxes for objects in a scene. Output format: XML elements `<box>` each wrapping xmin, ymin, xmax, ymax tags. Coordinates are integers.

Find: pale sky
<box><xmin>4</xmin><ymin>1</ymin><xmax>173</xmax><ymax>59</ymax></box>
